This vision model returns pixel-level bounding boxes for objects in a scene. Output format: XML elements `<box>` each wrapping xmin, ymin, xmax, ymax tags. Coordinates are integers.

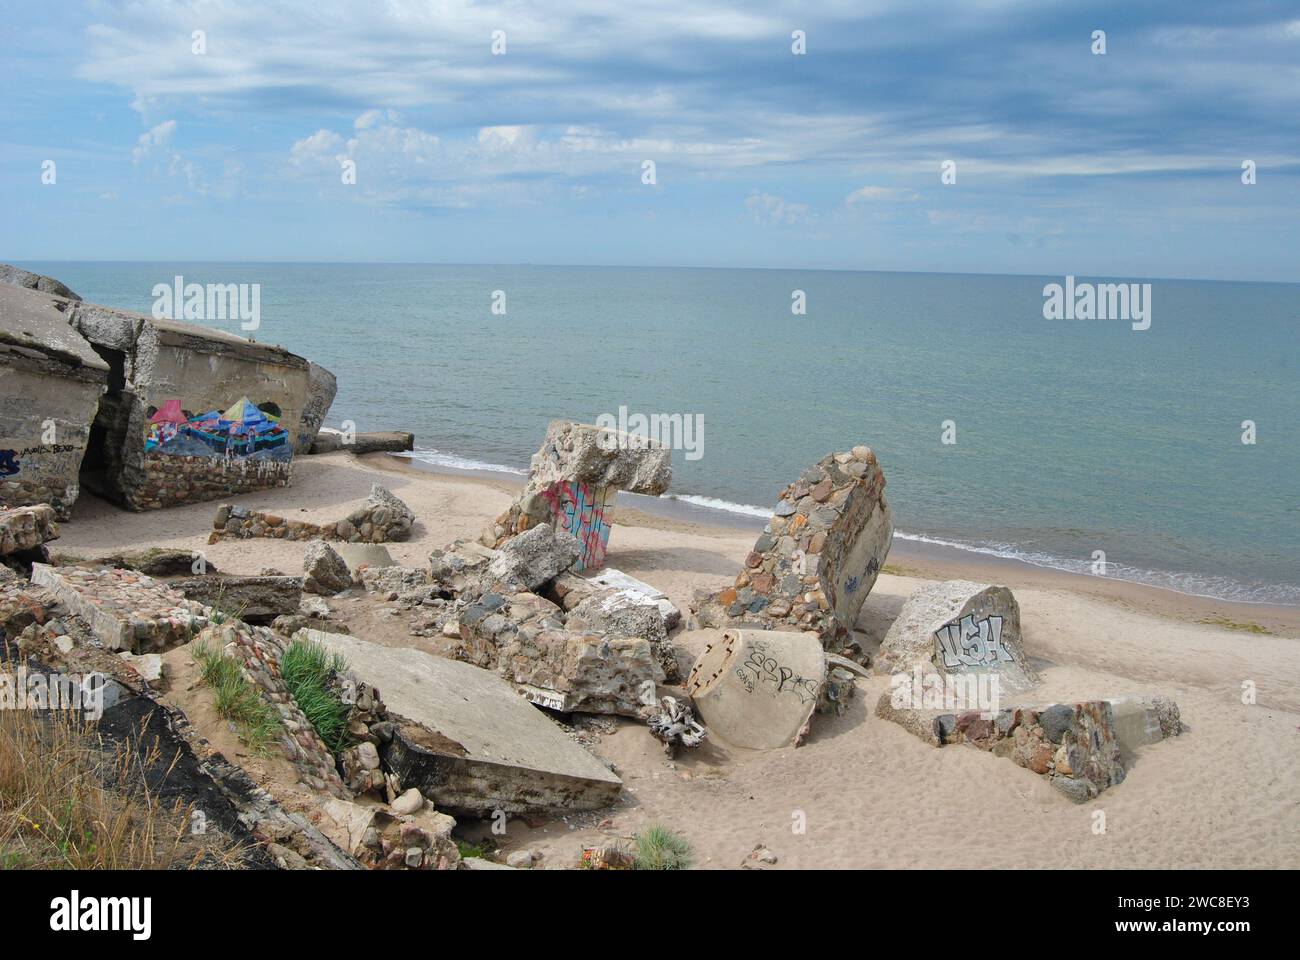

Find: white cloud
<box><xmin>132</xmin><ymin>119</ymin><xmax>176</xmax><ymax>163</ymax></box>
<box><xmin>745</xmin><ymin>190</ymin><xmax>811</xmax><ymax>226</ymax></box>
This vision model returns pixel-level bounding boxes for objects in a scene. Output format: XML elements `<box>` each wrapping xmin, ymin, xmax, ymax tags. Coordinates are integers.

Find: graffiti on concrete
<box><xmin>935</xmin><ymin>614</ymin><xmax>1014</xmax><ymax>670</ymax></box>
<box><xmin>144</xmin><ymin>396</ymin><xmax>291</xmax><ymax>463</ymax></box>
<box><xmin>539</xmin><ymin>480</ymin><xmax>614</xmax><ymax>571</ymax></box>
<box><xmin>735</xmin><ymin>641</ymin><xmax>822</xmax><ymax>704</ymax></box>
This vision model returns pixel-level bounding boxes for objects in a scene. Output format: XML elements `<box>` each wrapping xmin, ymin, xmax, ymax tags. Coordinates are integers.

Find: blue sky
<box><xmin>1</xmin><ymin>0</ymin><xmax>1297</xmax><ymax>280</ymax></box>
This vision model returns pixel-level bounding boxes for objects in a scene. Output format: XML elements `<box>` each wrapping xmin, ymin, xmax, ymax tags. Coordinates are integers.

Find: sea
<box><xmin>22</xmin><ymin>262</ymin><xmax>1299</xmax><ymax>606</ymax></box>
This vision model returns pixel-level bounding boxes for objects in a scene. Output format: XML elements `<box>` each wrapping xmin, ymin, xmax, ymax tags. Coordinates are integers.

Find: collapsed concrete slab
<box><xmin>685</xmin><ymin>629</ymin><xmax>826</xmax><ymax>750</ymax></box>
<box><xmin>0</xmin><ymin>263</ymin><xmax>83</xmax><ymax>301</ymax></box>
<box><xmin>482</xmin><ymin>523</ymin><xmax>581</xmax><ymax>593</ymax></box>
<box><xmin>299</xmin><ymin>629</ymin><xmax>623</xmax><ymax>815</ymax></box>
<box><xmin>211</xmin><ymin>483</ymin><xmax>415</xmax><ymax>544</ymax></box>
<box><xmin>0</xmin><ymin>504</ymin><xmax>59</xmax><ymax>556</ymax></box>
<box><xmin>874</xmin><ymin>693</ymin><xmax>1183</xmax><ymax>802</ymax></box>
<box><xmin>310</xmin><ymin>429</ymin><xmax>414</xmax><ymax>455</ymax></box>
<box><xmin>452</xmin><ymin>590</ymin><xmax>665</xmax><ymax>717</ymax></box>
<box><xmin>66</xmin><ymin>298</ymin><xmax>312</xmax><ymax>510</ymax></box>
<box><xmin>0</xmin><ymin>284</ymin><xmax>108</xmax><ymax>518</ymax></box>
<box><xmin>876</xmin><ymin>580</ymin><xmax>1037</xmax><ymax>693</ymax></box>
<box><xmin>30</xmin><ymin>563</ymin><xmax>209</xmax><ymax>653</ymax></box>
<box><xmin>693</xmin><ymin>446</ymin><xmax>893</xmax><ymax>650</ymax></box>
<box><xmin>171</xmin><ymin>574</ymin><xmax>303</xmax><ymax>624</ymax></box>
<box><xmin>482</xmin><ymin>420</ymin><xmax>672</xmax><ymax>571</ymax></box>
<box><xmin>303</xmin><ymin>540</ymin><xmax>353</xmax><ymax>595</ymax></box>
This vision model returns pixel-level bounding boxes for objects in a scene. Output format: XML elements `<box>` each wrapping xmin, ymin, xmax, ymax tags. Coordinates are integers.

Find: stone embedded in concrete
<box><xmin>482</xmin><ymin>420</ymin><xmax>673</xmax><ymax>571</ymax></box>
<box><xmin>483</xmin><ymin>524</ymin><xmax>582</xmax><ymax>593</ymax></box>
<box><xmin>453</xmin><ymin>590</ymin><xmax>664</xmax><ymax>717</ymax></box>
<box><xmin>874</xmin><ymin>693</ymin><xmax>1183</xmax><ymax>802</ymax></box>
<box><xmin>303</xmin><ymin>539</ymin><xmax>353</xmax><ymax>595</ymax></box>
<box><xmin>294</xmin><ymin>361</ymin><xmax>338</xmax><ymax>454</ymax></box>
<box><xmin>0</xmin><ymin>284</ymin><xmax>108</xmax><ymax>518</ymax></box>
<box><xmin>876</xmin><ymin>580</ymin><xmax>1037</xmax><ymax>693</ymax></box>
<box><xmin>0</xmin><ymin>504</ymin><xmax>59</xmax><ymax>555</ymax></box>
<box><xmin>428</xmin><ymin>539</ymin><xmax>495</xmax><ymax>594</ymax></box>
<box><xmin>685</xmin><ymin>629</ymin><xmax>827</xmax><ymax>750</ymax></box>
<box><xmin>297</xmin><ymin>629</ymin><xmax>623</xmax><ymax>815</ymax></box>
<box><xmin>193</xmin><ymin>622</ymin><xmax>349</xmax><ymax>797</ymax></box>
<box><xmin>692</xmin><ymin>445</ymin><xmax>893</xmax><ymax>650</ymax></box>
<box><xmin>210</xmin><ymin>483</ymin><xmax>415</xmax><ymax>545</ymax></box>
<box><xmin>171</xmin><ymin>574</ymin><xmax>303</xmax><ymax>624</ymax></box>
<box><xmin>30</xmin><ymin>563</ymin><xmax>209</xmax><ymax>653</ymax></box>
<box><xmin>68</xmin><ymin>298</ymin><xmax>312</xmax><ymax>511</ymax></box>
<box><xmin>563</xmin><ymin>586</ymin><xmax>677</xmax><ymax>681</ymax></box>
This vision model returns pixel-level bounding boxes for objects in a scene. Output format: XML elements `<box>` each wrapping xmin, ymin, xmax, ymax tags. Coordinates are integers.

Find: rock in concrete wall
<box><xmin>69</xmin><ymin>301</ymin><xmax>311</xmax><ymax>510</ymax></box>
<box><xmin>693</xmin><ymin>445</ymin><xmax>893</xmax><ymax>650</ymax></box>
<box><xmin>0</xmin><ymin>285</ymin><xmax>108</xmax><ymax>518</ymax></box>
<box><xmin>482</xmin><ymin>420</ymin><xmax>672</xmax><ymax>571</ymax></box>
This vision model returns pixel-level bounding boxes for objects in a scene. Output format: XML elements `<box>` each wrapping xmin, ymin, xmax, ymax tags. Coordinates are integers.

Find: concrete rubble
<box><xmin>875</xmin><ymin>580</ymin><xmax>1038</xmax><ymax>693</ymax></box>
<box><xmin>298</xmin><ymin>629</ymin><xmax>624</xmax><ymax>815</ymax></box>
<box><xmin>30</xmin><ymin>562</ymin><xmax>209</xmax><ymax>653</ymax></box>
<box><xmin>211</xmin><ymin>483</ymin><xmax>415</xmax><ymax>544</ymax></box>
<box><xmin>559</xmin><ymin>567</ymin><xmax>682</xmax><ymax>630</ymax></box>
<box><xmin>685</xmin><ymin>629</ymin><xmax>827</xmax><ymax>750</ymax></box>
<box><xmin>875</xmin><ymin>693</ymin><xmax>1183</xmax><ymax>802</ymax></box>
<box><xmin>692</xmin><ymin>445</ymin><xmax>893</xmax><ymax>651</ymax></box>
<box><xmin>0</xmin><ymin>503</ymin><xmax>60</xmax><ymax>558</ymax></box>
<box><xmin>171</xmin><ymin>573</ymin><xmax>304</xmax><ymax>624</ymax></box>
<box><xmin>482</xmin><ymin>420</ymin><xmax>672</xmax><ymax>571</ymax></box>
<box><xmin>303</xmin><ymin>539</ymin><xmax>354</xmax><ymax>594</ymax></box>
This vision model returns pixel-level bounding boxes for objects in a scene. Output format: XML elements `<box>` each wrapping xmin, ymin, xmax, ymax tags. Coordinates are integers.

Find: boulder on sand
<box><xmin>303</xmin><ymin>540</ymin><xmax>353</xmax><ymax>595</ymax></box>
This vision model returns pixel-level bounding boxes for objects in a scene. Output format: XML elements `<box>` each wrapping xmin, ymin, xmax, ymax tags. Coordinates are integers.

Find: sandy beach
<box><xmin>41</xmin><ymin>449</ymin><xmax>1299</xmax><ymax>870</ymax></box>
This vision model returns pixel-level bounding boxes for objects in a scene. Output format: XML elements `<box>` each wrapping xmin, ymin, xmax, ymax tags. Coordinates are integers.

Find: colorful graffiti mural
<box><xmin>540</xmin><ymin>480</ymin><xmax>616</xmax><ymax>571</ymax></box>
<box><xmin>144</xmin><ymin>396</ymin><xmax>291</xmax><ymax>462</ymax></box>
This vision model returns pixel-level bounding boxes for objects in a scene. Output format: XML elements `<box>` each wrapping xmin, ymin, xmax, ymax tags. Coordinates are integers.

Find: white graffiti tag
<box><xmin>935</xmin><ymin>615</ymin><xmax>1013</xmax><ymax>669</ymax></box>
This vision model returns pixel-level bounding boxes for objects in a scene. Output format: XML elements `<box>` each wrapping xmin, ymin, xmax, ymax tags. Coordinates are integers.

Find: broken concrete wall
<box><xmin>0</xmin><ymin>285</ymin><xmax>108</xmax><ymax>518</ymax></box>
<box><xmin>294</xmin><ymin>361</ymin><xmax>338</xmax><ymax>454</ymax></box>
<box><xmin>0</xmin><ymin>263</ymin><xmax>81</xmax><ymax>301</ymax></box>
<box><xmin>483</xmin><ymin>420</ymin><xmax>672</xmax><ymax>571</ymax></box>
<box><xmin>693</xmin><ymin>445</ymin><xmax>893</xmax><ymax>650</ymax></box>
<box><xmin>210</xmin><ymin>484</ymin><xmax>414</xmax><ymax>544</ymax></box>
<box><xmin>69</xmin><ymin>301</ymin><xmax>310</xmax><ymax>510</ymax></box>
<box><xmin>876</xmin><ymin>580</ymin><xmax>1037</xmax><ymax>693</ymax></box>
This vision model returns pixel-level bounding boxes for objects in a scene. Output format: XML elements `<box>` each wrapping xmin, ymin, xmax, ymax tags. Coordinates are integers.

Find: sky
<box><xmin>1</xmin><ymin>0</ymin><xmax>1297</xmax><ymax>280</ymax></box>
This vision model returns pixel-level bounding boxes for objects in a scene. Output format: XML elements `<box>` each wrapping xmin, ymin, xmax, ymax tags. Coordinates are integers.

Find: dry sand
<box><xmin>51</xmin><ymin>451</ymin><xmax>1300</xmax><ymax>869</ymax></box>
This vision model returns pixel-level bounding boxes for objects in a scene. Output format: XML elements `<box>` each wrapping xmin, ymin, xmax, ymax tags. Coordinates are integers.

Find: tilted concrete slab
<box><xmin>298</xmin><ymin>629</ymin><xmax>622</xmax><ymax>815</ymax></box>
<box><xmin>30</xmin><ymin>563</ymin><xmax>209</xmax><ymax>653</ymax></box>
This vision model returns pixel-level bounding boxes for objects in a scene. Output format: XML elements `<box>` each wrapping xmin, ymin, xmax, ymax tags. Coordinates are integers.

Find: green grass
<box><xmin>280</xmin><ymin>637</ymin><xmax>352</xmax><ymax>753</ymax></box>
<box><xmin>633</xmin><ymin>824</ymin><xmax>693</xmax><ymax>870</ymax></box>
<box><xmin>191</xmin><ymin>640</ymin><xmax>282</xmax><ymax>755</ymax></box>
<box><xmin>456</xmin><ymin>839</ymin><xmax>495</xmax><ymax>860</ymax></box>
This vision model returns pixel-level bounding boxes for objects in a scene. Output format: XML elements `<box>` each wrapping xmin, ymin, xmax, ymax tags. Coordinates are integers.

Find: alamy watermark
<box><xmin>0</xmin><ymin>668</ymin><xmax>109</xmax><ymax>719</ymax></box>
<box><xmin>1042</xmin><ymin>275</ymin><xmax>1150</xmax><ymax>330</ymax></box>
<box><xmin>889</xmin><ymin>666</ymin><xmax>1002</xmax><ymax>714</ymax></box>
<box><xmin>595</xmin><ymin>405</ymin><xmax>704</xmax><ymax>460</ymax></box>
<box><xmin>152</xmin><ymin>275</ymin><xmax>260</xmax><ymax>331</ymax></box>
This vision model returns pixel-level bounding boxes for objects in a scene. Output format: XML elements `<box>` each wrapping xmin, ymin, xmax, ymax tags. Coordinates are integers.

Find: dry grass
<box><xmin>0</xmin><ymin>704</ymin><xmax>243</xmax><ymax>870</ymax></box>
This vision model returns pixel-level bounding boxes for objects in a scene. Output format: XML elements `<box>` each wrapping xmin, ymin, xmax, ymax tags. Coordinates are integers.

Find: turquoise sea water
<box><xmin>23</xmin><ymin>262</ymin><xmax>1299</xmax><ymax>605</ymax></box>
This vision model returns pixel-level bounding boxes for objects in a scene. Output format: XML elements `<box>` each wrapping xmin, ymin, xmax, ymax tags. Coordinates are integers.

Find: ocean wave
<box><xmin>394</xmin><ymin>449</ymin><xmax>526</xmax><ymax>476</ymax></box>
<box><xmin>658</xmin><ymin>493</ymin><xmax>772</xmax><ymax>518</ymax></box>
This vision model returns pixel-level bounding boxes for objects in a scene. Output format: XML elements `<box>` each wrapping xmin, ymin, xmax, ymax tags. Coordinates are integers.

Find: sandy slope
<box><xmin>51</xmin><ymin>451</ymin><xmax>1300</xmax><ymax>869</ymax></box>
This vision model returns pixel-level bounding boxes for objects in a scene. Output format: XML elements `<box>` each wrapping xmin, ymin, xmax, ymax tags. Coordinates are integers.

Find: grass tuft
<box><xmin>633</xmin><ymin>824</ymin><xmax>693</xmax><ymax>870</ymax></box>
<box><xmin>280</xmin><ymin>637</ymin><xmax>352</xmax><ymax>753</ymax></box>
<box><xmin>191</xmin><ymin>639</ymin><xmax>282</xmax><ymax>754</ymax></box>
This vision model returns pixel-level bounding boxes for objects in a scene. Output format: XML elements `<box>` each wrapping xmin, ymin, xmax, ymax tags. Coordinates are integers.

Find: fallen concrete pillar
<box><xmin>685</xmin><ymin>629</ymin><xmax>826</xmax><ymax>749</ymax></box>
<box><xmin>0</xmin><ymin>284</ymin><xmax>108</xmax><ymax>519</ymax></box>
<box><xmin>30</xmin><ymin>563</ymin><xmax>209</xmax><ymax>653</ymax></box>
<box><xmin>692</xmin><ymin>446</ymin><xmax>893</xmax><ymax>650</ymax></box>
<box><xmin>299</xmin><ymin>629</ymin><xmax>623</xmax><ymax>815</ymax></box>
<box><xmin>482</xmin><ymin>420</ymin><xmax>672</xmax><ymax>571</ymax></box>
<box><xmin>875</xmin><ymin>580</ymin><xmax>1037</xmax><ymax>693</ymax></box>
